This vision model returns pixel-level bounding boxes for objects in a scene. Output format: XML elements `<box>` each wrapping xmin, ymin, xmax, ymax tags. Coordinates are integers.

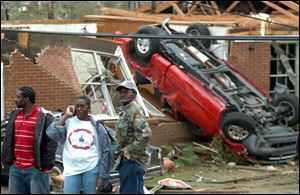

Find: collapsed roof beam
<box><xmin>278</xmin><ymin>1</ymin><xmax>299</xmax><ymax>13</ymax></box>
<box><xmin>261</xmin><ymin>1</ymin><xmax>299</xmax><ymax>22</ymax></box>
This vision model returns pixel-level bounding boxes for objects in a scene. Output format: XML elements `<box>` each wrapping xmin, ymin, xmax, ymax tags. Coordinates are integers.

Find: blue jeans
<box><xmin>119</xmin><ymin>159</ymin><xmax>144</xmax><ymax>194</ymax></box>
<box><xmin>8</xmin><ymin>164</ymin><xmax>49</xmax><ymax>194</ymax></box>
<box><xmin>63</xmin><ymin>164</ymin><xmax>99</xmax><ymax>194</ymax></box>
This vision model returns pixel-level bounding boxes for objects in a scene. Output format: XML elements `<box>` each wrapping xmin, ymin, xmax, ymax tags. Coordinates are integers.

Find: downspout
<box><xmin>1</xmin><ymin>62</ymin><xmax>4</xmax><ymax>120</ymax></box>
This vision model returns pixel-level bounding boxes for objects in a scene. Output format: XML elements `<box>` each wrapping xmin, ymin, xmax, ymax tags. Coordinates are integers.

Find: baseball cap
<box><xmin>116</xmin><ymin>80</ymin><xmax>138</xmax><ymax>93</ymax></box>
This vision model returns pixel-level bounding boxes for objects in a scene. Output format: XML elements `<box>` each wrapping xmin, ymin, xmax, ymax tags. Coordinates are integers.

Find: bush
<box><xmin>177</xmin><ymin>145</ymin><xmax>200</xmax><ymax>166</ymax></box>
<box><xmin>211</xmin><ymin>135</ymin><xmax>248</xmax><ymax>165</ymax></box>
<box><xmin>161</xmin><ymin>144</ymin><xmax>175</xmax><ymax>160</ymax></box>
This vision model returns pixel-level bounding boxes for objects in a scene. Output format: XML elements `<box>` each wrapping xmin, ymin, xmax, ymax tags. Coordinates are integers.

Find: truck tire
<box><xmin>134</xmin><ymin>26</ymin><xmax>167</xmax><ymax>59</ymax></box>
<box><xmin>186</xmin><ymin>23</ymin><xmax>211</xmax><ymax>50</ymax></box>
<box><xmin>222</xmin><ymin>112</ymin><xmax>256</xmax><ymax>142</ymax></box>
<box><xmin>273</xmin><ymin>93</ymin><xmax>299</xmax><ymax>126</ymax></box>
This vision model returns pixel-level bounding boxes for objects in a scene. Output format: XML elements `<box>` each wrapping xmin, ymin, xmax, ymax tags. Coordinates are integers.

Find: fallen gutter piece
<box><xmin>192</xmin><ymin>142</ymin><xmax>218</xmax><ymax>154</ymax></box>
<box><xmin>194</xmin><ymin>172</ymin><xmax>277</xmax><ymax>184</ymax></box>
<box><xmin>157</xmin><ymin>188</ymin><xmax>248</xmax><ymax>194</ymax></box>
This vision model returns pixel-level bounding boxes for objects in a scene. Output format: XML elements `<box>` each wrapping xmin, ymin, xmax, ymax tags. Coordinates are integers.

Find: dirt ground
<box><xmin>1</xmin><ymin>160</ymin><xmax>298</xmax><ymax>194</ymax></box>
<box><xmin>144</xmin><ymin>159</ymin><xmax>299</xmax><ymax>194</ymax></box>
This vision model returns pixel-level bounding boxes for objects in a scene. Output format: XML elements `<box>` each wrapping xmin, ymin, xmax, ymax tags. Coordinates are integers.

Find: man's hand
<box><xmin>96</xmin><ymin>178</ymin><xmax>105</xmax><ymax>192</ymax></box>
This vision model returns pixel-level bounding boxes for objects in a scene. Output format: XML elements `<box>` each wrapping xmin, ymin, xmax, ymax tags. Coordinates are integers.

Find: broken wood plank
<box><xmin>228</xmin><ymin>30</ymin><xmax>298</xmax><ymax>35</ymax></box>
<box><xmin>278</xmin><ymin>1</ymin><xmax>299</xmax><ymax>13</ymax></box>
<box><xmin>18</xmin><ymin>32</ymin><xmax>29</xmax><ymax>48</ymax></box>
<box><xmin>155</xmin><ymin>1</ymin><xmax>175</xmax><ymax>14</ymax></box>
<box><xmin>84</xmin><ymin>15</ymin><xmax>238</xmax><ymax>27</ymax></box>
<box><xmin>158</xmin><ymin>188</ymin><xmax>248</xmax><ymax>194</ymax></box>
<box><xmin>192</xmin><ymin>142</ymin><xmax>218</xmax><ymax>154</ymax></box>
<box><xmin>210</xmin><ymin>1</ymin><xmax>221</xmax><ymax>16</ymax></box>
<box><xmin>169</xmin><ymin>1</ymin><xmax>185</xmax><ymax>16</ymax></box>
<box><xmin>186</xmin><ymin>1</ymin><xmax>202</xmax><ymax>16</ymax></box>
<box><xmin>219</xmin><ymin>164</ymin><xmax>279</xmax><ymax>172</ymax></box>
<box><xmin>193</xmin><ymin>146</ymin><xmax>210</xmax><ymax>155</ymax></box>
<box><xmin>227</xmin><ymin>31</ymin><xmax>261</xmax><ymax>35</ymax></box>
<box><xmin>228</xmin><ymin>25</ymin><xmax>259</xmax><ymax>33</ymax></box>
<box><xmin>247</xmin><ymin>1</ymin><xmax>257</xmax><ymax>14</ymax></box>
<box><xmin>261</xmin><ymin>1</ymin><xmax>299</xmax><ymax>21</ymax></box>
<box><xmin>194</xmin><ymin>172</ymin><xmax>277</xmax><ymax>184</ymax></box>
<box><xmin>260</xmin><ymin>5</ymin><xmax>270</xmax><ymax>13</ymax></box>
<box><xmin>98</xmin><ymin>7</ymin><xmax>252</xmax><ymax>22</ymax></box>
<box><xmin>225</xmin><ymin>1</ymin><xmax>240</xmax><ymax>13</ymax></box>
<box><xmin>135</xmin><ymin>2</ymin><xmax>152</xmax><ymax>12</ymax></box>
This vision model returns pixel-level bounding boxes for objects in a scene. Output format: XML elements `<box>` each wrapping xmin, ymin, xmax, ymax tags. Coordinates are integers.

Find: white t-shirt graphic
<box><xmin>63</xmin><ymin>116</ymin><xmax>99</xmax><ymax>176</ymax></box>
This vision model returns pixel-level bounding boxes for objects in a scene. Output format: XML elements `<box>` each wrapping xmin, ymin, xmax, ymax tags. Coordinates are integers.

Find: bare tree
<box><xmin>47</xmin><ymin>1</ymin><xmax>55</xmax><ymax>19</ymax></box>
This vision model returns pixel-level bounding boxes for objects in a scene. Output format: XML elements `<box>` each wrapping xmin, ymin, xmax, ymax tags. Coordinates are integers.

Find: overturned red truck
<box><xmin>115</xmin><ymin>20</ymin><xmax>299</xmax><ymax>164</ymax></box>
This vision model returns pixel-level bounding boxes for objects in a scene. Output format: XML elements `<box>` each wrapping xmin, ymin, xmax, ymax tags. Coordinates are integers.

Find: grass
<box><xmin>145</xmin><ymin>159</ymin><xmax>237</xmax><ymax>190</ymax></box>
<box><xmin>146</xmin><ymin>142</ymin><xmax>231</xmax><ymax>189</ymax></box>
<box><xmin>177</xmin><ymin>145</ymin><xmax>200</xmax><ymax>166</ymax></box>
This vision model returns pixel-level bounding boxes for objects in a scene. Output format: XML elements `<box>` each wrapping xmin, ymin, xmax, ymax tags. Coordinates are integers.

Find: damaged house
<box><xmin>1</xmin><ymin>1</ymin><xmax>299</xmax><ymax>157</ymax></box>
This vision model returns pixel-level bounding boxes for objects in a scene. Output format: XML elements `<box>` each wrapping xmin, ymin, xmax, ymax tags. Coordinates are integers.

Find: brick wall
<box><xmin>4</xmin><ymin>50</ymin><xmax>81</xmax><ymax>117</ymax></box>
<box><xmin>228</xmin><ymin>42</ymin><xmax>271</xmax><ymax>95</ymax></box>
<box><xmin>36</xmin><ymin>46</ymin><xmax>82</xmax><ymax>93</ymax></box>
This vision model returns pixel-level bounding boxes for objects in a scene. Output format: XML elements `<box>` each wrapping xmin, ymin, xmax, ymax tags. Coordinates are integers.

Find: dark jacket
<box><xmin>1</xmin><ymin>108</ymin><xmax>58</xmax><ymax>171</ymax></box>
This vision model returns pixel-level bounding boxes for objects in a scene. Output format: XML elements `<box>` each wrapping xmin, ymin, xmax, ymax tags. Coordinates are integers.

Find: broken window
<box><xmin>270</xmin><ymin>42</ymin><xmax>299</xmax><ymax>96</ymax></box>
<box><xmin>70</xmin><ymin>47</ymin><xmax>164</xmax><ymax>120</ymax></box>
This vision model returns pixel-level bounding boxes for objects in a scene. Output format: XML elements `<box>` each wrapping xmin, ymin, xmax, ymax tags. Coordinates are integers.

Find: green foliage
<box><xmin>211</xmin><ymin>135</ymin><xmax>248</xmax><ymax>165</ymax></box>
<box><xmin>160</xmin><ymin>144</ymin><xmax>175</xmax><ymax>160</ymax></box>
<box><xmin>177</xmin><ymin>145</ymin><xmax>200</xmax><ymax>166</ymax></box>
<box><xmin>1</xmin><ymin>1</ymin><xmax>128</xmax><ymax>20</ymax></box>
<box><xmin>56</xmin><ymin>1</ymin><xmax>101</xmax><ymax>19</ymax></box>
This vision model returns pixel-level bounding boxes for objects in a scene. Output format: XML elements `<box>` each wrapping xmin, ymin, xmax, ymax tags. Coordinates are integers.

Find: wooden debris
<box><xmin>278</xmin><ymin>1</ymin><xmax>299</xmax><ymax>13</ymax></box>
<box><xmin>155</xmin><ymin>1</ymin><xmax>174</xmax><ymax>14</ymax></box>
<box><xmin>219</xmin><ymin>164</ymin><xmax>279</xmax><ymax>172</ymax></box>
<box><xmin>169</xmin><ymin>1</ymin><xmax>185</xmax><ymax>16</ymax></box>
<box><xmin>194</xmin><ymin>172</ymin><xmax>277</xmax><ymax>184</ymax></box>
<box><xmin>193</xmin><ymin>146</ymin><xmax>211</xmax><ymax>155</ymax></box>
<box><xmin>225</xmin><ymin>1</ymin><xmax>241</xmax><ymax>13</ymax></box>
<box><xmin>186</xmin><ymin>1</ymin><xmax>202</xmax><ymax>16</ymax></box>
<box><xmin>192</xmin><ymin>142</ymin><xmax>218</xmax><ymax>154</ymax></box>
<box><xmin>135</xmin><ymin>2</ymin><xmax>152</xmax><ymax>12</ymax></box>
<box><xmin>157</xmin><ymin>188</ymin><xmax>248</xmax><ymax>194</ymax></box>
<box><xmin>261</xmin><ymin>1</ymin><xmax>299</xmax><ymax>21</ymax></box>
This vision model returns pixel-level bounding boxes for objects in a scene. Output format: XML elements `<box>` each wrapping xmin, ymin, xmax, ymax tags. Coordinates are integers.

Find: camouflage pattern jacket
<box><xmin>114</xmin><ymin>101</ymin><xmax>152</xmax><ymax>171</ymax></box>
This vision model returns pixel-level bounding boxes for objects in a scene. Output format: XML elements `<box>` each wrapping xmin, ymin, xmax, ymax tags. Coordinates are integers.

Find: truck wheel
<box><xmin>134</xmin><ymin>26</ymin><xmax>167</xmax><ymax>59</ymax></box>
<box><xmin>222</xmin><ymin>112</ymin><xmax>256</xmax><ymax>142</ymax></box>
<box><xmin>273</xmin><ymin>93</ymin><xmax>299</xmax><ymax>126</ymax></box>
<box><xmin>186</xmin><ymin>23</ymin><xmax>211</xmax><ymax>50</ymax></box>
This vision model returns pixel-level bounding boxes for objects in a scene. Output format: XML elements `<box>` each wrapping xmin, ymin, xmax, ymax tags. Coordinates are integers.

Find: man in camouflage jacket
<box><xmin>114</xmin><ymin>80</ymin><xmax>152</xmax><ymax>194</ymax></box>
